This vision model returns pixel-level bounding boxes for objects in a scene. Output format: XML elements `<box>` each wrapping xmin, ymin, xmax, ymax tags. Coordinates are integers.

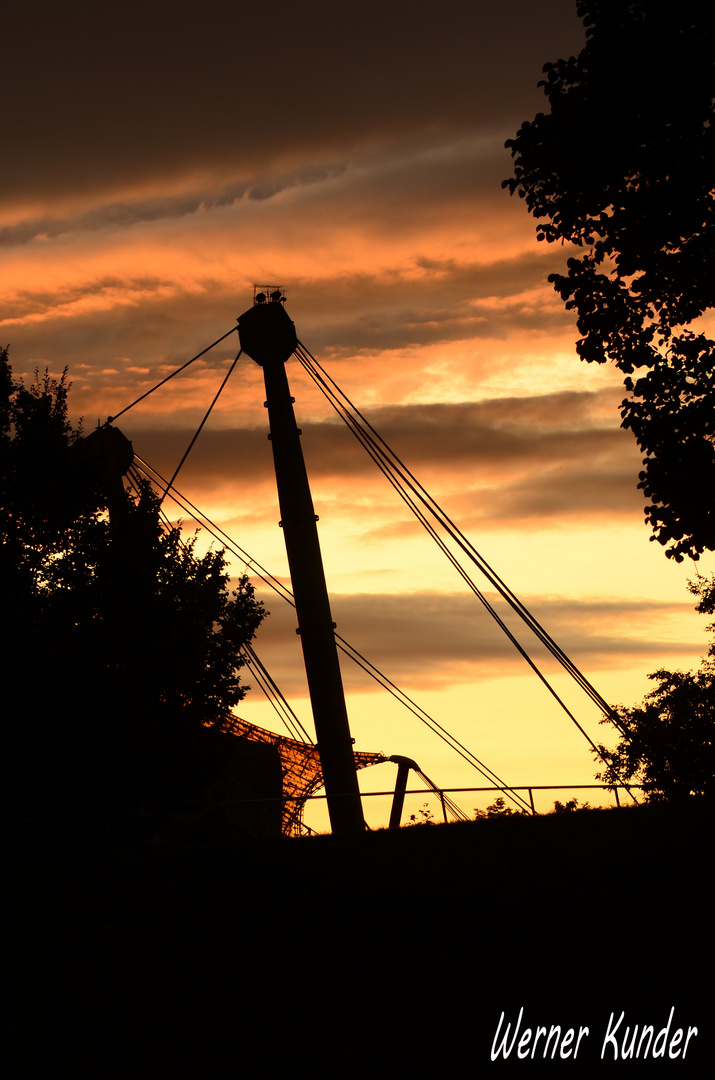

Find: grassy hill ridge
<box><xmin>8</xmin><ymin>799</ymin><xmax>711</xmax><ymax>1076</ymax></box>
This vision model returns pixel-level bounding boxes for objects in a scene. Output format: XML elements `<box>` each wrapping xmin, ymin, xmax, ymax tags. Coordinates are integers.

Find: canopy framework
<box><xmin>103</xmin><ymin>298</ymin><xmax>637</xmax><ymax>822</ymax></box>
<box><xmin>222</xmin><ymin>715</ymin><xmax>386</xmax><ymax>836</ymax></box>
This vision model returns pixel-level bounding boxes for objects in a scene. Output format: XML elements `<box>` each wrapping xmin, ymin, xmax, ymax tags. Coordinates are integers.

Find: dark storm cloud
<box><xmin>122</xmin><ymin>391</ymin><xmax>623</xmax><ymax>477</ymax></box>
<box><xmin>5</xmin><ymin>276</ymin><xmax>177</xmax><ymax>320</ymax></box>
<box><xmin>118</xmin><ymin>389</ymin><xmax>642</xmax><ymax>527</ymax></box>
<box><xmin>472</xmin><ymin>464</ymin><xmax>643</xmax><ymax>524</ymax></box>
<box><xmin>3</xmin><ymin>1</ymin><xmax>583</xmax><ymax>202</ymax></box>
<box><xmin>331</xmin><ymin>592</ymin><xmax>701</xmax><ymax>673</ymax></box>
<box><xmin>299</xmin><ymin>396</ymin><xmax>628</xmax><ymax>478</ymax></box>
<box><xmin>0</xmin><ymin>191</ymin><xmax>252</xmax><ymax>249</ymax></box>
<box><xmin>0</xmin><ymin>123</ymin><xmax>503</xmax><ymax>262</ymax></box>
<box><xmin>5</xmin><ymin>283</ymin><xmax>246</xmax><ymax>384</ymax></box>
<box><xmin>5</xmin><ymin>247</ymin><xmax>571</xmax><ymax>382</ymax></box>
<box><xmin>294</xmin><ymin>252</ymin><xmax>574</xmax><ymax>354</ymax></box>
<box><xmin>0</xmin><ymin>128</ymin><xmax>502</xmax><ymax>246</ymax></box>
<box><xmin>247</xmin><ymin>590</ymin><xmax>700</xmax><ymax>695</ymax></box>
<box><xmin>303</xmin><ymin>298</ymin><xmax>568</xmax><ymax>354</ymax></box>
<box><xmin>0</xmin><ymin>164</ymin><xmax>350</xmax><ymax>248</ymax></box>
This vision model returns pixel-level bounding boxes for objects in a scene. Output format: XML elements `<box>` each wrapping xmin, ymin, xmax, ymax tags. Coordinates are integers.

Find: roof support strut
<box><xmin>238</xmin><ymin>297</ymin><xmax>365</xmax><ymax>834</ymax></box>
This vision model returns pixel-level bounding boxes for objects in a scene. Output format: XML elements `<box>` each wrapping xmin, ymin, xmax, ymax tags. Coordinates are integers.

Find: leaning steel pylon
<box><xmin>237</xmin><ymin>288</ymin><xmax>365</xmax><ymax>834</ymax></box>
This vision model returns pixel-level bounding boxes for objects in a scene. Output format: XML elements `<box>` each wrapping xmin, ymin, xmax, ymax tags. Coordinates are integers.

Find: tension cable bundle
<box><xmin>108</xmin><ymin>318</ymin><xmax>633</xmax><ymax>810</ymax></box>
<box><xmin>129</xmin><ymin>454</ymin><xmax>533</xmax><ymax>814</ymax></box>
<box><xmin>293</xmin><ymin>341</ymin><xmax>632</xmax><ymax>768</ymax></box>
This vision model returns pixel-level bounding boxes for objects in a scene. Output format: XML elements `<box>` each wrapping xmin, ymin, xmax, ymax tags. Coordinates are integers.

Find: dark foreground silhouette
<box><xmin>7</xmin><ymin>798</ymin><xmax>711</xmax><ymax>1076</ymax></box>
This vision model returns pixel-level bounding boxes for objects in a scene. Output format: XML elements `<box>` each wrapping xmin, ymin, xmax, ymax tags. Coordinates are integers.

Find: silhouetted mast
<box><xmin>237</xmin><ymin>288</ymin><xmax>364</xmax><ymax>835</ymax></box>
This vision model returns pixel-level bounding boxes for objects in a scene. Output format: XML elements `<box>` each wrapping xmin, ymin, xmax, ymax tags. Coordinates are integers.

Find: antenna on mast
<box><xmin>252</xmin><ymin>284</ymin><xmax>287</xmax><ymax>305</ymax></box>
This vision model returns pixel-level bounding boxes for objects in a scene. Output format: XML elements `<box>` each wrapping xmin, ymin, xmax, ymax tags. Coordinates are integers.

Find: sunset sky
<box><xmin>3</xmin><ymin>1</ymin><xmax>712</xmax><ymax>825</ymax></box>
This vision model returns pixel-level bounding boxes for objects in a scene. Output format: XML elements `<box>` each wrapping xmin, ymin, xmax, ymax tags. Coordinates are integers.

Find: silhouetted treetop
<box><xmin>597</xmin><ymin>661</ymin><xmax>715</xmax><ymax>801</ymax></box>
<box><xmin>1</xmin><ymin>348</ymin><xmax>266</xmax><ymax>844</ymax></box>
<box><xmin>596</xmin><ymin>575</ymin><xmax>715</xmax><ymax>801</ymax></box>
<box><xmin>504</xmin><ymin>3</ymin><xmax>715</xmax><ymax>560</ymax></box>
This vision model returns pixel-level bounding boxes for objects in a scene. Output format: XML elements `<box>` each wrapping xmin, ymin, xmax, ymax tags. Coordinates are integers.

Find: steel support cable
<box><xmin>109</xmin><ymin>326</ymin><xmax>239</xmax><ymax>423</ymax></box>
<box><xmin>241</xmin><ymin>654</ymin><xmax>304</xmax><ymax>742</ymax></box>
<box><xmin>124</xmin><ymin>468</ymin><xmax>517</xmax><ymax>810</ymax></box>
<box><xmin>294</xmin><ymin>348</ymin><xmax>554</xmax><ymax>648</ymax></box>
<box><xmin>132</xmin><ymin>384</ymin><xmax>537</xmax><ymax>748</ymax></box>
<box><xmin>346</xmin><ymin>453</ymin><xmax>589</xmax><ymax>782</ymax></box>
<box><xmin>414</xmin><ymin>770</ymin><xmax>466</xmax><ymax>818</ymax></box>
<box><xmin>309</xmin><ymin>354</ymin><xmax>627</xmax><ymax>738</ymax></box>
<box><xmin>134</xmin><ymin>443</ymin><xmax>617</xmax><ymax>808</ymax></box>
<box><xmin>133</xmin><ymin>471</ymin><xmax>487</xmax><ymax>814</ymax></box>
<box><xmin>126</xmin><ymin>464</ymin><xmax>306</xmax><ymax>743</ymax></box>
<box><xmin>127</xmin><ymin>461</ymin><xmax>167</xmax><ymax>518</ymax></box>
<box><xmin>294</xmin><ymin>351</ymin><xmax>641</xmax><ymax>803</ymax></box>
<box><xmin>357</xmin><ymin>439</ymin><xmax>607</xmax><ymax>769</ymax></box>
<box><xmin>414</xmin><ymin>770</ymin><xmax>471</xmax><ymax>821</ymax></box>
<box><xmin>115</xmin><ymin>332</ymin><xmax>630</xmax><ymax>802</ymax></box>
<box><xmin>242</xmin><ymin>655</ymin><xmax>307</xmax><ymax>744</ymax></box>
<box><xmin>435</xmin><ymin>795</ymin><xmax>469</xmax><ymax>823</ymax></box>
<box><xmin>295</xmin><ymin>342</ymin><xmax>625</xmax><ymax>733</ymax></box>
<box><xmin>334</xmin><ymin>632</ymin><xmax>533</xmax><ymax>814</ymax></box>
<box><xmin>131</xmin><ymin>456</ymin><xmax>530</xmax><ymax>810</ymax></box>
<box><xmin>294</xmin><ymin>348</ymin><xmax>609</xmax><ymax>770</ymax></box>
<box><xmin>140</xmin><ymin>423</ymin><xmax>561</xmax><ymax>803</ymax></box>
<box><xmin>126</xmin><ymin>463</ymin><xmax>177</xmax><ymax>538</ymax></box>
<box><xmin>132</xmin><ymin>457</ymin><xmax>531</xmax><ymax>812</ymax></box>
<box><xmin>132</xmin><ymin>455</ymin><xmax>295</xmax><ymax>605</ymax></box>
<box><xmin>242</xmin><ymin>642</ymin><xmax>313</xmax><ymax>743</ymax></box>
<box><xmin>111</xmin><ymin>327</ymin><xmax>613</xmax><ymax>730</ymax></box>
<box><xmin>295</xmin><ymin>344</ymin><xmax>607</xmax><ymax>708</ymax></box>
<box><xmin>295</xmin><ymin>346</ymin><xmax>635</xmax><ymax>767</ymax></box>
<box><xmin>160</xmin><ymin>349</ymin><xmax>243</xmax><ymax>503</ymax></box>
<box><xmin>110</xmin><ymin>336</ymin><xmax>531</xmax><ymax>803</ymax></box>
<box><xmin>294</xmin><ymin>347</ymin><xmax>554</xmax><ymax>636</ymax></box>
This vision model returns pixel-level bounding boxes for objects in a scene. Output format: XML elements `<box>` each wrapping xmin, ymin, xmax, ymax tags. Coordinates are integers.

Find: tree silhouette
<box><xmin>474</xmin><ymin>796</ymin><xmax>527</xmax><ymax>818</ymax></box>
<box><xmin>595</xmin><ymin>575</ymin><xmax>715</xmax><ymax>800</ymax></box>
<box><xmin>504</xmin><ymin>3</ymin><xmax>715</xmax><ymax>560</ymax></box>
<box><xmin>1</xmin><ymin>348</ymin><xmax>265</xmax><ymax>845</ymax></box>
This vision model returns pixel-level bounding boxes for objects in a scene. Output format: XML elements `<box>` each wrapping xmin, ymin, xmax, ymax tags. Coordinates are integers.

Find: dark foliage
<box><xmin>474</xmin><ymin>795</ymin><xmax>528</xmax><ymax>818</ymax></box>
<box><xmin>552</xmin><ymin>797</ymin><xmax>590</xmax><ymax>812</ymax></box>
<box><xmin>504</xmin><ymin>3</ymin><xmax>715</xmax><ymax>560</ymax></box>
<box><xmin>1</xmin><ymin>348</ymin><xmax>265</xmax><ymax>844</ymax></box>
<box><xmin>596</xmin><ymin>575</ymin><xmax>715</xmax><ymax>800</ymax></box>
<box><xmin>406</xmin><ymin>802</ymin><xmax>436</xmax><ymax>825</ymax></box>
